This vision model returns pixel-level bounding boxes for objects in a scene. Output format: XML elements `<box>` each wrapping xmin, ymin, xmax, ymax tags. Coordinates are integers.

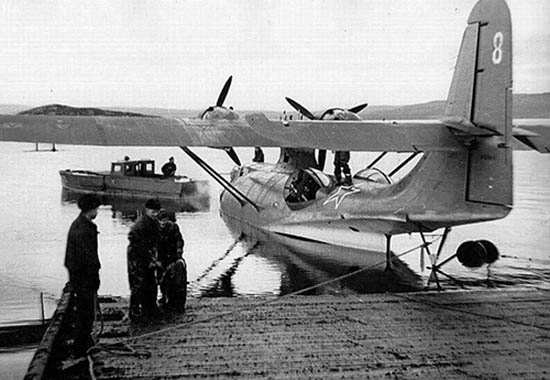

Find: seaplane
<box><xmin>1</xmin><ymin>0</ymin><xmax>549</xmax><ymax>288</ymax></box>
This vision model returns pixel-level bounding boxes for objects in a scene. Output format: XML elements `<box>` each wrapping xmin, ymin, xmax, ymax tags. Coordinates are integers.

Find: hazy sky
<box><xmin>0</xmin><ymin>0</ymin><xmax>548</xmax><ymax>111</ymax></box>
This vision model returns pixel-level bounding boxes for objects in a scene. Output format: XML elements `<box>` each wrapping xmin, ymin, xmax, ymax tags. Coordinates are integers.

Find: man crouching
<box><xmin>157</xmin><ymin>209</ymin><xmax>187</xmax><ymax>312</ymax></box>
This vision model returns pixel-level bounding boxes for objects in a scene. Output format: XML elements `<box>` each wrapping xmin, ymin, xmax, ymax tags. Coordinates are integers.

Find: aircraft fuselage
<box><xmin>219</xmin><ymin>150</ymin><xmax>512</xmax><ymax>255</ymax></box>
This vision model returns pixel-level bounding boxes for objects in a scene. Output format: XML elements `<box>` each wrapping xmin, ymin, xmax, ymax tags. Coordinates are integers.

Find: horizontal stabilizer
<box><xmin>512</xmin><ymin>120</ymin><xmax>550</xmax><ymax>153</ymax></box>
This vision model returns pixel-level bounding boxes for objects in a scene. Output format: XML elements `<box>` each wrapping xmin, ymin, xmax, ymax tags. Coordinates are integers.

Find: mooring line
<box><xmin>390</xmin><ymin>292</ymin><xmax>550</xmax><ymax>332</ymax></box>
<box><xmin>501</xmin><ymin>254</ymin><xmax>550</xmax><ymax>264</ymax></box>
<box><xmin>191</xmin><ymin>233</ymin><xmax>245</xmax><ymax>285</ymax></box>
<box><xmin>96</xmin><ymin>241</ymin><xmax>428</xmax><ymax>347</ymax></box>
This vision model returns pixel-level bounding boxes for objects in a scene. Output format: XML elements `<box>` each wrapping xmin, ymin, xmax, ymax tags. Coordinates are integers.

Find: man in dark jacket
<box><xmin>64</xmin><ymin>194</ymin><xmax>101</xmax><ymax>357</ymax></box>
<box><xmin>161</xmin><ymin>157</ymin><xmax>177</xmax><ymax>177</ymax></box>
<box><xmin>127</xmin><ymin>198</ymin><xmax>161</xmax><ymax>320</ymax></box>
<box><xmin>252</xmin><ymin>147</ymin><xmax>264</xmax><ymax>163</ymax></box>
<box><xmin>334</xmin><ymin>150</ymin><xmax>352</xmax><ymax>186</ymax></box>
<box><xmin>156</xmin><ymin>209</ymin><xmax>185</xmax><ymax>310</ymax></box>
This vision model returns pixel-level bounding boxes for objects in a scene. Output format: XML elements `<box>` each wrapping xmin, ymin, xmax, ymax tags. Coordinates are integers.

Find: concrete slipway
<box><xmin>29</xmin><ymin>287</ymin><xmax>550</xmax><ymax>379</ymax></box>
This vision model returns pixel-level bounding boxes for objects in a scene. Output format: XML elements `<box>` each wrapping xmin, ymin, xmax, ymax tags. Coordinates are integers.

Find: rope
<box><xmin>87</xmin><ymin>354</ymin><xmax>97</xmax><ymax>380</ymax></box>
<box><xmin>192</xmin><ymin>234</ymin><xmax>244</xmax><ymax>285</ymax></box>
<box><xmin>101</xmin><ymin>240</ymin><xmax>431</xmax><ymax>346</ymax></box>
<box><xmin>391</xmin><ymin>292</ymin><xmax>550</xmax><ymax>332</ymax></box>
<box><xmin>84</xmin><ymin>232</ymin><xmax>547</xmax><ymax>380</ymax></box>
<box><xmin>501</xmin><ymin>254</ymin><xmax>550</xmax><ymax>264</ymax></box>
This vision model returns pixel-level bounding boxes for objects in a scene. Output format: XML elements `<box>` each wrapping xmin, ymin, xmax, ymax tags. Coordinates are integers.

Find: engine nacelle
<box><xmin>456</xmin><ymin>240</ymin><xmax>499</xmax><ymax>268</ymax></box>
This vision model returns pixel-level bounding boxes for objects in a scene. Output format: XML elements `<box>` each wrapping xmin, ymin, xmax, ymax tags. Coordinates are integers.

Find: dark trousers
<box><xmin>160</xmin><ymin>260</ymin><xmax>187</xmax><ymax>311</ymax></box>
<box><xmin>73</xmin><ymin>292</ymin><xmax>96</xmax><ymax>356</ymax></box>
<box><xmin>334</xmin><ymin>151</ymin><xmax>351</xmax><ymax>183</ymax></box>
<box><xmin>129</xmin><ymin>269</ymin><xmax>158</xmax><ymax>318</ymax></box>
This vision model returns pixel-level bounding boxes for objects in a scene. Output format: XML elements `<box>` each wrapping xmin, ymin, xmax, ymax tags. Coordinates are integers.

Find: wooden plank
<box><xmin>81</xmin><ymin>289</ymin><xmax>550</xmax><ymax>379</ymax></box>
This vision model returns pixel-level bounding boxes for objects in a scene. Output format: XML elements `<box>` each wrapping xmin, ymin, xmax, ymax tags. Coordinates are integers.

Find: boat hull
<box><xmin>60</xmin><ymin>170</ymin><xmax>210</xmax><ymax>211</ymax></box>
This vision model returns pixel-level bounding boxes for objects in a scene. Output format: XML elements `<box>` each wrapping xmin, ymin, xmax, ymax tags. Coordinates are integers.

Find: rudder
<box><xmin>444</xmin><ymin>0</ymin><xmax>513</xmax><ymax>206</ymax></box>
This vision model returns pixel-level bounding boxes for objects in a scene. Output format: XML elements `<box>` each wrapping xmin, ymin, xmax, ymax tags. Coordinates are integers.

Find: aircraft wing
<box><xmin>246</xmin><ymin>114</ymin><xmax>550</xmax><ymax>153</ymax></box>
<box><xmin>0</xmin><ymin>114</ymin><xmax>278</xmax><ymax>147</ymax></box>
<box><xmin>246</xmin><ymin>114</ymin><xmax>465</xmax><ymax>152</ymax></box>
<box><xmin>2</xmin><ymin>112</ymin><xmax>549</xmax><ymax>154</ymax></box>
<box><xmin>0</xmin><ymin>112</ymin><xmax>465</xmax><ymax>152</ymax></box>
<box><xmin>512</xmin><ymin>119</ymin><xmax>550</xmax><ymax>153</ymax></box>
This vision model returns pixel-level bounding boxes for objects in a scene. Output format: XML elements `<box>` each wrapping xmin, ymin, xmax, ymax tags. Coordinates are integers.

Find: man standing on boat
<box><xmin>64</xmin><ymin>194</ymin><xmax>101</xmax><ymax>357</ymax></box>
<box><xmin>161</xmin><ymin>156</ymin><xmax>177</xmax><ymax>177</ymax></box>
<box><xmin>127</xmin><ymin>198</ymin><xmax>161</xmax><ymax>320</ymax></box>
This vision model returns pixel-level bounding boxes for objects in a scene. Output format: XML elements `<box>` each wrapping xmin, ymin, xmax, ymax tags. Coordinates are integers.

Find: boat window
<box><xmin>112</xmin><ymin>163</ymin><xmax>123</xmax><ymax>175</ymax></box>
<box><xmin>124</xmin><ymin>164</ymin><xmax>133</xmax><ymax>175</ymax></box>
<box><xmin>284</xmin><ymin>168</ymin><xmax>332</xmax><ymax>209</ymax></box>
<box><xmin>139</xmin><ymin>162</ymin><xmax>155</xmax><ymax>177</ymax></box>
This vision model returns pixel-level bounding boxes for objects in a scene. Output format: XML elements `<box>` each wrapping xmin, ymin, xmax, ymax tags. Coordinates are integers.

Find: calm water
<box><xmin>1</xmin><ymin>142</ymin><xmax>550</xmax><ymax>327</ymax></box>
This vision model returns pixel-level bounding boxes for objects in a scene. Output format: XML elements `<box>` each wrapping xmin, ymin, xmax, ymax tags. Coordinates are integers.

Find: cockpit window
<box><xmin>284</xmin><ymin>168</ymin><xmax>332</xmax><ymax>209</ymax></box>
<box><xmin>304</xmin><ymin>167</ymin><xmax>332</xmax><ymax>188</ymax></box>
<box><xmin>353</xmin><ymin>167</ymin><xmax>391</xmax><ymax>185</ymax></box>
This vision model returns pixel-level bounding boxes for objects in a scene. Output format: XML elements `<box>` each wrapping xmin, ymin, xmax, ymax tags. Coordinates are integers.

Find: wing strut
<box><xmin>389</xmin><ymin>152</ymin><xmax>420</xmax><ymax>177</ymax></box>
<box><xmin>366</xmin><ymin>152</ymin><xmax>388</xmax><ymax>169</ymax></box>
<box><xmin>180</xmin><ymin>147</ymin><xmax>260</xmax><ymax>212</ymax></box>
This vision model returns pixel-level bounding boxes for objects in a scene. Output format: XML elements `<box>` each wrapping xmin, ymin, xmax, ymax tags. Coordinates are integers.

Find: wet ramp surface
<box><xmin>88</xmin><ymin>289</ymin><xmax>550</xmax><ymax>379</ymax></box>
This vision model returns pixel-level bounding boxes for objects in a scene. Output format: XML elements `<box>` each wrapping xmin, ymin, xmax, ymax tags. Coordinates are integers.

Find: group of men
<box><xmin>64</xmin><ymin>194</ymin><xmax>186</xmax><ymax>357</ymax></box>
<box><xmin>127</xmin><ymin>198</ymin><xmax>186</xmax><ymax>320</ymax></box>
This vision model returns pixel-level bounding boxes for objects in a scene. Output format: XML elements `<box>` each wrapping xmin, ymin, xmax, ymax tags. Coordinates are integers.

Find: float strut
<box><xmin>385</xmin><ymin>234</ymin><xmax>392</xmax><ymax>271</ymax></box>
<box><xmin>424</xmin><ymin>227</ymin><xmax>465</xmax><ymax>290</ymax></box>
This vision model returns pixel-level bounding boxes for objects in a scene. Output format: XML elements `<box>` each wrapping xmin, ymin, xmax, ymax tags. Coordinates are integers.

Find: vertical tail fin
<box><xmin>444</xmin><ymin>0</ymin><xmax>513</xmax><ymax>206</ymax></box>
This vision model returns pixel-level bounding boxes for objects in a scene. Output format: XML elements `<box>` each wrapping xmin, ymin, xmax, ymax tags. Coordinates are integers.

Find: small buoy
<box><xmin>456</xmin><ymin>239</ymin><xmax>500</xmax><ymax>268</ymax></box>
<box><xmin>456</xmin><ymin>240</ymin><xmax>487</xmax><ymax>268</ymax></box>
<box><xmin>477</xmin><ymin>240</ymin><xmax>499</xmax><ymax>264</ymax></box>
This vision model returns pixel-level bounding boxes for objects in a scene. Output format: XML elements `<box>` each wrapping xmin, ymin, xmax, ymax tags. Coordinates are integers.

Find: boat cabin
<box><xmin>111</xmin><ymin>159</ymin><xmax>156</xmax><ymax>177</ymax></box>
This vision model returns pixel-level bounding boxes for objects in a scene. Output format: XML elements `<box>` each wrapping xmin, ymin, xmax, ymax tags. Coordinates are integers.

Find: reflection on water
<box><xmin>1</xmin><ymin>144</ymin><xmax>550</xmax><ymax>328</ymax></box>
<box><xmin>61</xmin><ymin>189</ymin><xmax>207</xmax><ymax>222</ymax></box>
<box><xmin>64</xmin><ymin>183</ymin><xmax>425</xmax><ymax>297</ymax></box>
<box><xmin>191</xmin><ymin>236</ymin><xmax>424</xmax><ymax>297</ymax></box>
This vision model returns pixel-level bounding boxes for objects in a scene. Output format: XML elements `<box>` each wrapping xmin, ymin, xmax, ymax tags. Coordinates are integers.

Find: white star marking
<box><xmin>322</xmin><ymin>185</ymin><xmax>360</xmax><ymax>209</ymax></box>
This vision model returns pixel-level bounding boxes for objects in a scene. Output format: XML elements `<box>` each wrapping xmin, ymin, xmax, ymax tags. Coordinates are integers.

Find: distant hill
<box><xmin>512</xmin><ymin>93</ymin><xmax>550</xmax><ymax>118</ymax></box>
<box><xmin>3</xmin><ymin>93</ymin><xmax>549</xmax><ymax>119</ymax></box>
<box><xmin>18</xmin><ymin>104</ymin><xmax>155</xmax><ymax>117</ymax></box>
<box><xmin>358</xmin><ymin>93</ymin><xmax>550</xmax><ymax>120</ymax></box>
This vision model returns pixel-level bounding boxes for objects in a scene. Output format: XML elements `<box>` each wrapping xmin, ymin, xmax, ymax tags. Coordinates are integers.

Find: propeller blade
<box><xmin>348</xmin><ymin>103</ymin><xmax>368</xmax><ymax>114</ymax></box>
<box><xmin>216</xmin><ymin>76</ymin><xmax>233</xmax><ymax>107</ymax></box>
<box><xmin>225</xmin><ymin>147</ymin><xmax>241</xmax><ymax>166</ymax></box>
<box><xmin>200</xmin><ymin>106</ymin><xmax>214</xmax><ymax>119</ymax></box>
<box><xmin>285</xmin><ymin>97</ymin><xmax>316</xmax><ymax>120</ymax></box>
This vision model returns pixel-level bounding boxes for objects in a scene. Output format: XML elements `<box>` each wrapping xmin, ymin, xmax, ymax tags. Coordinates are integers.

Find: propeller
<box><xmin>200</xmin><ymin>76</ymin><xmax>232</xmax><ymax>119</ymax></box>
<box><xmin>201</xmin><ymin>76</ymin><xmax>241</xmax><ymax>166</ymax></box>
<box><xmin>285</xmin><ymin>97</ymin><xmax>315</xmax><ymax>120</ymax></box>
<box><xmin>224</xmin><ymin>147</ymin><xmax>241</xmax><ymax>166</ymax></box>
<box><xmin>285</xmin><ymin>97</ymin><xmax>368</xmax><ymax>171</ymax></box>
<box><xmin>216</xmin><ymin>75</ymin><xmax>232</xmax><ymax>107</ymax></box>
<box><xmin>285</xmin><ymin>97</ymin><xmax>368</xmax><ymax>121</ymax></box>
<box><xmin>348</xmin><ymin>102</ymin><xmax>369</xmax><ymax>114</ymax></box>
